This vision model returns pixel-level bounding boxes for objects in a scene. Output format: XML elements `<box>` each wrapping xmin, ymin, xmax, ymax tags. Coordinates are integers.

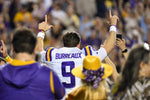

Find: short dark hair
<box><xmin>63</xmin><ymin>32</ymin><xmax>81</xmax><ymax>47</ymax></box>
<box><xmin>12</xmin><ymin>28</ymin><xmax>37</xmax><ymax>54</ymax></box>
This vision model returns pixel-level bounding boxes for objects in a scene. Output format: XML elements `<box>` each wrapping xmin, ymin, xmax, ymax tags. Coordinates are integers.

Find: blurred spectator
<box><xmin>95</xmin><ymin>0</ymin><xmax>107</xmax><ymax>18</ymax></box>
<box><xmin>76</xmin><ymin>0</ymin><xmax>97</xmax><ymax>18</ymax></box>
<box><xmin>51</xmin><ymin>3</ymin><xmax>67</xmax><ymax>23</ymax></box>
<box><xmin>61</xmin><ymin>5</ymin><xmax>80</xmax><ymax>32</ymax></box>
<box><xmin>140</xmin><ymin>12</ymin><xmax>150</xmax><ymax>42</ymax></box>
<box><xmin>44</xmin><ymin>0</ymin><xmax>52</xmax><ymax>10</ymax></box>
<box><xmin>94</xmin><ymin>17</ymin><xmax>108</xmax><ymax>43</ymax></box>
<box><xmin>79</xmin><ymin>15</ymin><xmax>94</xmax><ymax>38</ymax></box>
<box><xmin>119</xmin><ymin>0</ymin><xmax>130</xmax><ymax>19</ymax></box>
<box><xmin>86</xmin><ymin>30</ymin><xmax>101</xmax><ymax>50</ymax></box>
<box><xmin>1</xmin><ymin>2</ymin><xmax>10</xmax><ymax>28</ymax></box>
<box><xmin>0</xmin><ymin>14</ymin><xmax>6</xmax><ymax>30</ymax></box>
<box><xmin>14</xmin><ymin>4</ymin><xmax>33</xmax><ymax>27</ymax></box>
<box><xmin>0</xmin><ymin>30</ymin><xmax>7</xmax><ymax>44</ymax></box>
<box><xmin>136</xmin><ymin>2</ymin><xmax>144</xmax><ymax>17</ymax></box>
<box><xmin>60</xmin><ymin>0</ymin><xmax>75</xmax><ymax>11</ymax></box>
<box><xmin>32</xmin><ymin>0</ymin><xmax>46</xmax><ymax>19</ymax></box>
<box><xmin>117</xmin><ymin>21</ymin><xmax>124</xmax><ymax>35</ymax></box>
<box><xmin>124</xmin><ymin>10</ymin><xmax>140</xmax><ymax>37</ymax></box>
<box><xmin>9</xmin><ymin>0</ymin><xmax>20</xmax><ymax>29</ymax></box>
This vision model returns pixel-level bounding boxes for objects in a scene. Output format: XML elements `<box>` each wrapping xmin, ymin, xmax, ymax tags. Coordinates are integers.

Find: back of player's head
<box><xmin>12</xmin><ymin>28</ymin><xmax>37</xmax><ymax>54</ymax></box>
<box><xmin>63</xmin><ymin>32</ymin><xmax>81</xmax><ymax>47</ymax></box>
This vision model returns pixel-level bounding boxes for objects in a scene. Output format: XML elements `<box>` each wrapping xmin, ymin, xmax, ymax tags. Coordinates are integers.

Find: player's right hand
<box><xmin>38</xmin><ymin>15</ymin><xmax>53</xmax><ymax>33</ymax></box>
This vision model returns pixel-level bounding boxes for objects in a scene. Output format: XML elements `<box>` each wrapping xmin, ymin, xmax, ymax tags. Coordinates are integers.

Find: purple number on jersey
<box><xmin>61</xmin><ymin>61</ymin><xmax>75</xmax><ymax>88</ymax></box>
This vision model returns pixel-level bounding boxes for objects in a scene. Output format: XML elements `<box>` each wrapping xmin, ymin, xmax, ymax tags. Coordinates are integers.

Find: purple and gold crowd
<box><xmin>0</xmin><ymin>0</ymin><xmax>150</xmax><ymax>100</ymax></box>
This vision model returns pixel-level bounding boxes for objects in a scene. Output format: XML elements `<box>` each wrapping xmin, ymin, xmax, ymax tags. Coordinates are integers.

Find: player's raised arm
<box><xmin>103</xmin><ymin>10</ymin><xmax>119</xmax><ymax>55</ymax></box>
<box><xmin>36</xmin><ymin>15</ymin><xmax>53</xmax><ymax>52</ymax></box>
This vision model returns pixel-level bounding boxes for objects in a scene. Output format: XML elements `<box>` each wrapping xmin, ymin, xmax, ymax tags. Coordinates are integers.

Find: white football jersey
<box><xmin>40</xmin><ymin>45</ymin><xmax>107</xmax><ymax>97</ymax></box>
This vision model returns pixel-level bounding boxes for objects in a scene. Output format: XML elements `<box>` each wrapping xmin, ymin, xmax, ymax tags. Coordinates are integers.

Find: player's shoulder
<box><xmin>55</xmin><ymin>47</ymin><xmax>81</xmax><ymax>53</ymax></box>
<box><xmin>46</xmin><ymin>47</ymin><xmax>56</xmax><ymax>52</ymax></box>
<box><xmin>45</xmin><ymin>47</ymin><xmax>57</xmax><ymax>61</ymax></box>
<box><xmin>46</xmin><ymin>47</ymin><xmax>68</xmax><ymax>53</ymax></box>
<box><xmin>82</xmin><ymin>45</ymin><xmax>97</xmax><ymax>56</ymax></box>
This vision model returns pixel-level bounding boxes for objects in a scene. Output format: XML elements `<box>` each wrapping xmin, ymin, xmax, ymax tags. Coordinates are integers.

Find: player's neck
<box><xmin>77</xmin><ymin>43</ymin><xmax>80</xmax><ymax>49</ymax></box>
<box><xmin>14</xmin><ymin>53</ymin><xmax>35</xmax><ymax>61</ymax></box>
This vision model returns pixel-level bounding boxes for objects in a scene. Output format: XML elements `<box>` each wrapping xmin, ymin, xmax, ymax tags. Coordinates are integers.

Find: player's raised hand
<box><xmin>38</xmin><ymin>15</ymin><xmax>53</xmax><ymax>32</ymax></box>
<box><xmin>109</xmin><ymin>10</ymin><xmax>119</xmax><ymax>26</ymax></box>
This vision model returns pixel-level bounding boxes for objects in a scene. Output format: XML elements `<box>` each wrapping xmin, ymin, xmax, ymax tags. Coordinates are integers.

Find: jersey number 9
<box><xmin>61</xmin><ymin>61</ymin><xmax>75</xmax><ymax>88</ymax></box>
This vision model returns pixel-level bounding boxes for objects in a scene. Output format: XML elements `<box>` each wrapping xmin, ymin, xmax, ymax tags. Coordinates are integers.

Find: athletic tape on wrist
<box><xmin>37</xmin><ymin>32</ymin><xmax>45</xmax><ymax>39</ymax></box>
<box><xmin>109</xmin><ymin>25</ymin><xmax>117</xmax><ymax>33</ymax></box>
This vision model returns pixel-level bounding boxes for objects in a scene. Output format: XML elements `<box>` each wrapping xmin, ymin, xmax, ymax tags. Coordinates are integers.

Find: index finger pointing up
<box><xmin>45</xmin><ymin>15</ymin><xmax>47</xmax><ymax>23</ymax></box>
<box><xmin>109</xmin><ymin>9</ymin><xmax>112</xmax><ymax>18</ymax></box>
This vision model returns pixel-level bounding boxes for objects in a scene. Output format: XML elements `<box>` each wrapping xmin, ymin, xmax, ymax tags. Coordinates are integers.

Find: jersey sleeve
<box><xmin>50</xmin><ymin>70</ymin><xmax>65</xmax><ymax>99</ymax></box>
<box><xmin>97</xmin><ymin>47</ymin><xmax>107</xmax><ymax>61</ymax></box>
<box><xmin>40</xmin><ymin>50</ymin><xmax>46</xmax><ymax>63</ymax></box>
<box><xmin>45</xmin><ymin>47</ymin><xmax>55</xmax><ymax>61</ymax></box>
<box><xmin>83</xmin><ymin>45</ymin><xmax>107</xmax><ymax>61</ymax></box>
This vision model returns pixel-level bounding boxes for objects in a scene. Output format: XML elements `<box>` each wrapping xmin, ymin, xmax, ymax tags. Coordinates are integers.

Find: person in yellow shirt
<box><xmin>14</xmin><ymin>4</ymin><xmax>32</xmax><ymax>26</ymax></box>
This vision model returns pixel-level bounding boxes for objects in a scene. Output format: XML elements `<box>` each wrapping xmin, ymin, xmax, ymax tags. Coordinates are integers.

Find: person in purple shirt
<box><xmin>0</xmin><ymin>28</ymin><xmax>65</xmax><ymax>100</ymax></box>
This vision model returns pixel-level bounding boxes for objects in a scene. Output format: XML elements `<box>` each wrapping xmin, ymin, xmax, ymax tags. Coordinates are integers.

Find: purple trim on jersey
<box><xmin>89</xmin><ymin>46</ymin><xmax>92</xmax><ymax>55</ymax></box>
<box><xmin>45</xmin><ymin>47</ymin><xmax>55</xmax><ymax>61</ymax></box>
<box><xmin>49</xmin><ymin>48</ymin><xmax>54</xmax><ymax>61</ymax></box>
<box><xmin>84</xmin><ymin>46</ymin><xmax>92</xmax><ymax>56</ymax></box>
<box><xmin>84</xmin><ymin>47</ymin><xmax>87</xmax><ymax>56</ymax></box>
<box><xmin>46</xmin><ymin>50</ymin><xmax>48</xmax><ymax>61</ymax></box>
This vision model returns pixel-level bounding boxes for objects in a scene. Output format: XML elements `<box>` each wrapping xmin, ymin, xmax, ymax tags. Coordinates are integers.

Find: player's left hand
<box><xmin>38</xmin><ymin>15</ymin><xmax>53</xmax><ymax>32</ymax></box>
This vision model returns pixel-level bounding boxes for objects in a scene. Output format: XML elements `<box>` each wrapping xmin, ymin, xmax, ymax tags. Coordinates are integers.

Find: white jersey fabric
<box><xmin>40</xmin><ymin>45</ymin><xmax>107</xmax><ymax>97</ymax></box>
